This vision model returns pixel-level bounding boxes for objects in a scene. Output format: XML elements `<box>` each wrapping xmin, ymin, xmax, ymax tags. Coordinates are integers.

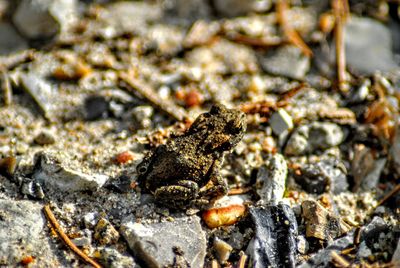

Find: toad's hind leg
<box><xmin>154</xmin><ymin>180</ymin><xmax>199</xmax><ymax>202</ymax></box>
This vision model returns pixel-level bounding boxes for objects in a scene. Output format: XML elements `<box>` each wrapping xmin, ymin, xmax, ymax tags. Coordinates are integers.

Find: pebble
<box><xmin>19</xmin><ymin>73</ymin><xmax>58</xmax><ymax>121</ymax></box>
<box><xmin>0</xmin><ymin>200</ymin><xmax>64</xmax><ymax>266</ymax></box>
<box><xmin>255</xmin><ymin>154</ymin><xmax>287</xmax><ymax>204</ymax></box>
<box><xmin>0</xmin><ymin>23</ymin><xmax>28</xmax><ymax>55</ymax></box>
<box><xmin>94</xmin><ymin>218</ymin><xmax>120</xmax><ymax>245</ymax></box>
<box><xmin>96</xmin><ymin>1</ymin><xmax>161</xmax><ymax>38</ymax></box>
<box><xmin>260</xmin><ymin>45</ymin><xmax>311</xmax><ymax>80</ymax></box>
<box><xmin>83</xmin><ymin>212</ymin><xmax>98</xmax><ymax>228</ymax></box>
<box><xmin>130</xmin><ymin>106</ymin><xmax>154</xmax><ymax>129</ymax></box>
<box><xmin>164</xmin><ymin>0</ymin><xmax>212</xmax><ymax>25</ymax></box>
<box><xmin>297</xmin><ymin>235</ymin><xmax>309</xmax><ymax>254</ymax></box>
<box><xmin>21</xmin><ymin>181</ymin><xmax>45</xmax><ymax>199</ymax></box>
<box><xmin>213</xmin><ymin>237</ymin><xmax>233</xmax><ymax>264</ymax></box>
<box><xmin>284</xmin><ymin>122</ymin><xmax>344</xmax><ymax>156</ymax></box>
<box><xmin>298</xmin><ymin>230</ymin><xmax>355</xmax><ymax>268</ymax></box>
<box><xmin>301</xmin><ymin>200</ymin><xmax>351</xmax><ymax>241</ymax></box>
<box><xmin>34</xmin><ymin>131</ymin><xmax>56</xmax><ymax>145</ymax></box>
<box><xmin>120</xmin><ymin>216</ymin><xmax>206</xmax><ymax>268</ymax></box>
<box><xmin>246</xmin><ymin>204</ymin><xmax>298</xmax><ymax>268</ymax></box>
<box><xmin>33</xmin><ymin>152</ymin><xmax>108</xmax><ymax>192</ymax></box>
<box><xmin>84</xmin><ymin>95</ymin><xmax>109</xmax><ymax>120</ymax></box>
<box><xmin>269</xmin><ymin>108</ymin><xmax>294</xmax><ymax>136</ymax></box>
<box><xmin>12</xmin><ymin>0</ymin><xmax>77</xmax><ymax>39</ymax></box>
<box><xmin>213</xmin><ymin>0</ymin><xmax>272</xmax><ymax>17</ymax></box>
<box><xmin>96</xmin><ymin>247</ymin><xmax>136</xmax><ymax>268</ymax></box>
<box><xmin>0</xmin><ymin>156</ymin><xmax>17</xmax><ymax>177</ymax></box>
<box><xmin>344</xmin><ymin>17</ymin><xmax>399</xmax><ymax>75</ymax></box>
<box><xmin>294</xmin><ymin>159</ymin><xmax>348</xmax><ymax>194</ymax></box>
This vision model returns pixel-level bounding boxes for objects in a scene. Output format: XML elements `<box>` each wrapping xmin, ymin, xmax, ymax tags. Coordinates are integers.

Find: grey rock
<box><xmin>21</xmin><ymin>180</ymin><xmax>45</xmax><ymax>199</ymax></box>
<box><xmin>33</xmin><ymin>151</ymin><xmax>108</xmax><ymax>192</ymax></box>
<box><xmin>130</xmin><ymin>106</ymin><xmax>154</xmax><ymax>129</ymax></box>
<box><xmin>97</xmin><ymin>247</ymin><xmax>137</xmax><ymax>268</ymax></box>
<box><xmin>83</xmin><ymin>212</ymin><xmax>98</xmax><ymax>228</ymax></box>
<box><xmin>84</xmin><ymin>95</ymin><xmax>109</xmax><ymax>120</ymax></box>
<box><xmin>294</xmin><ymin>159</ymin><xmax>348</xmax><ymax>194</ymax></box>
<box><xmin>345</xmin><ymin>17</ymin><xmax>399</xmax><ymax>75</ymax></box>
<box><xmin>0</xmin><ymin>200</ymin><xmax>66</xmax><ymax>266</ymax></box>
<box><xmin>12</xmin><ymin>0</ymin><xmax>77</xmax><ymax>39</ymax></box>
<box><xmin>285</xmin><ymin>122</ymin><xmax>344</xmax><ymax>156</ymax></box>
<box><xmin>213</xmin><ymin>0</ymin><xmax>272</xmax><ymax>17</ymax></box>
<box><xmin>269</xmin><ymin>108</ymin><xmax>293</xmax><ymax>136</ymax></box>
<box><xmin>256</xmin><ymin>154</ymin><xmax>287</xmax><ymax>204</ymax></box>
<box><xmin>297</xmin><ymin>235</ymin><xmax>309</xmax><ymax>254</ymax></box>
<box><xmin>298</xmin><ymin>230</ymin><xmax>355</xmax><ymax>268</ymax></box>
<box><xmin>165</xmin><ymin>0</ymin><xmax>212</xmax><ymax>25</ymax></box>
<box><xmin>393</xmin><ymin>237</ymin><xmax>400</xmax><ymax>263</ymax></box>
<box><xmin>260</xmin><ymin>45</ymin><xmax>310</xmax><ymax>80</ymax></box>
<box><xmin>97</xmin><ymin>1</ymin><xmax>161</xmax><ymax>39</ymax></box>
<box><xmin>357</xmin><ymin>241</ymin><xmax>372</xmax><ymax>259</ymax></box>
<box><xmin>359</xmin><ymin>158</ymin><xmax>386</xmax><ymax>191</ymax></box>
<box><xmin>247</xmin><ymin>205</ymin><xmax>298</xmax><ymax>268</ymax></box>
<box><xmin>19</xmin><ymin>72</ymin><xmax>58</xmax><ymax>121</ymax></box>
<box><xmin>120</xmin><ymin>216</ymin><xmax>206</xmax><ymax>268</ymax></box>
<box><xmin>390</xmin><ymin>124</ymin><xmax>400</xmax><ymax>176</ymax></box>
<box><xmin>0</xmin><ymin>23</ymin><xmax>28</xmax><ymax>55</ymax></box>
<box><xmin>213</xmin><ymin>237</ymin><xmax>233</xmax><ymax>264</ymax></box>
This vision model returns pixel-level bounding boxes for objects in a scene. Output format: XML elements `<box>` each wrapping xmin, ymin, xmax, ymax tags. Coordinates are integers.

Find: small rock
<box><xmin>260</xmin><ymin>45</ymin><xmax>311</xmax><ymax>80</ymax></box>
<box><xmin>213</xmin><ymin>237</ymin><xmax>233</xmax><ymax>264</ymax></box>
<box><xmin>269</xmin><ymin>108</ymin><xmax>294</xmax><ymax>136</ymax></box>
<box><xmin>84</xmin><ymin>95</ymin><xmax>109</xmax><ymax>121</ymax></box>
<box><xmin>246</xmin><ymin>204</ymin><xmax>298</xmax><ymax>268</ymax></box>
<box><xmin>345</xmin><ymin>17</ymin><xmax>399</xmax><ymax>75</ymax></box>
<box><xmin>298</xmin><ymin>230</ymin><xmax>355</xmax><ymax>268</ymax></box>
<box><xmin>19</xmin><ymin>73</ymin><xmax>58</xmax><ymax>121</ymax></box>
<box><xmin>164</xmin><ymin>0</ymin><xmax>212</xmax><ymax>24</ymax></box>
<box><xmin>183</xmin><ymin>20</ymin><xmax>220</xmax><ymax>48</ymax></box>
<box><xmin>94</xmin><ymin>218</ymin><xmax>120</xmax><ymax>245</ymax></box>
<box><xmin>129</xmin><ymin>106</ymin><xmax>154</xmax><ymax>129</ymax></box>
<box><xmin>83</xmin><ymin>212</ymin><xmax>98</xmax><ymax>228</ymax></box>
<box><xmin>120</xmin><ymin>216</ymin><xmax>206</xmax><ymax>268</ymax></box>
<box><xmin>213</xmin><ymin>0</ymin><xmax>272</xmax><ymax>17</ymax></box>
<box><xmin>0</xmin><ymin>156</ymin><xmax>18</xmax><ymax>177</ymax></box>
<box><xmin>71</xmin><ymin>230</ymin><xmax>92</xmax><ymax>247</ymax></box>
<box><xmin>294</xmin><ymin>159</ymin><xmax>348</xmax><ymax>194</ymax></box>
<box><xmin>352</xmin><ymin>144</ymin><xmax>386</xmax><ymax>191</ymax></box>
<box><xmin>34</xmin><ymin>131</ymin><xmax>56</xmax><ymax>145</ymax></box>
<box><xmin>256</xmin><ymin>154</ymin><xmax>287</xmax><ymax>204</ymax></box>
<box><xmin>21</xmin><ymin>181</ymin><xmax>45</xmax><ymax>199</ymax></box>
<box><xmin>357</xmin><ymin>241</ymin><xmax>372</xmax><ymax>259</ymax></box>
<box><xmin>0</xmin><ymin>23</ymin><xmax>28</xmax><ymax>55</ymax></box>
<box><xmin>12</xmin><ymin>0</ymin><xmax>77</xmax><ymax>39</ymax></box>
<box><xmin>96</xmin><ymin>247</ymin><xmax>136</xmax><ymax>268</ymax></box>
<box><xmin>297</xmin><ymin>235</ymin><xmax>309</xmax><ymax>254</ymax></box>
<box><xmin>301</xmin><ymin>200</ymin><xmax>351</xmax><ymax>241</ymax></box>
<box><xmin>33</xmin><ymin>151</ymin><xmax>108</xmax><ymax>192</ymax></box>
<box><xmin>96</xmin><ymin>1</ymin><xmax>161</xmax><ymax>39</ymax></box>
<box><xmin>284</xmin><ymin>122</ymin><xmax>344</xmax><ymax>156</ymax></box>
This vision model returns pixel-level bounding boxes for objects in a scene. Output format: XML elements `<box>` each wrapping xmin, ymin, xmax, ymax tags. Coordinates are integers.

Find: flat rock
<box><xmin>120</xmin><ymin>216</ymin><xmax>206</xmax><ymax>268</ymax></box>
<box><xmin>33</xmin><ymin>151</ymin><xmax>108</xmax><ymax>193</ymax></box>
<box><xmin>12</xmin><ymin>0</ymin><xmax>77</xmax><ymax>39</ymax></box>
<box><xmin>269</xmin><ymin>108</ymin><xmax>293</xmax><ymax>136</ymax></box>
<box><xmin>345</xmin><ymin>17</ymin><xmax>399</xmax><ymax>75</ymax></box>
<box><xmin>0</xmin><ymin>200</ymin><xmax>66</xmax><ymax>266</ymax></box>
<box><xmin>260</xmin><ymin>45</ymin><xmax>310</xmax><ymax>80</ymax></box>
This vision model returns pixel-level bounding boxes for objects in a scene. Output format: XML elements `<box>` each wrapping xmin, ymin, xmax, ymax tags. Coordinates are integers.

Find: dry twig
<box><xmin>332</xmin><ymin>0</ymin><xmax>350</xmax><ymax>92</ymax></box>
<box><xmin>43</xmin><ymin>205</ymin><xmax>102</xmax><ymax>268</ymax></box>
<box><xmin>119</xmin><ymin>71</ymin><xmax>188</xmax><ymax>122</ymax></box>
<box><xmin>237</xmin><ymin>252</ymin><xmax>248</xmax><ymax>268</ymax></box>
<box><xmin>276</xmin><ymin>0</ymin><xmax>313</xmax><ymax>57</ymax></box>
<box><xmin>330</xmin><ymin>251</ymin><xmax>350</xmax><ymax>267</ymax></box>
<box><xmin>375</xmin><ymin>183</ymin><xmax>400</xmax><ymax>208</ymax></box>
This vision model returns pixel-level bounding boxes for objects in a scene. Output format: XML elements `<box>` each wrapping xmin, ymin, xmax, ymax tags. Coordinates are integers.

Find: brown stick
<box><xmin>276</xmin><ymin>0</ymin><xmax>313</xmax><ymax>57</ymax></box>
<box><xmin>332</xmin><ymin>0</ymin><xmax>349</xmax><ymax>92</ymax></box>
<box><xmin>376</xmin><ymin>183</ymin><xmax>400</xmax><ymax>208</ymax></box>
<box><xmin>43</xmin><ymin>205</ymin><xmax>102</xmax><ymax>268</ymax></box>
<box><xmin>330</xmin><ymin>251</ymin><xmax>350</xmax><ymax>267</ymax></box>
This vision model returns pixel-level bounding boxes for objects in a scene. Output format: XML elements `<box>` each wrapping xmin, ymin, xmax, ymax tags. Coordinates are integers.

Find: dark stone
<box><xmin>247</xmin><ymin>204</ymin><xmax>298</xmax><ymax>268</ymax></box>
<box><xmin>84</xmin><ymin>95</ymin><xmax>109</xmax><ymax>120</ymax></box>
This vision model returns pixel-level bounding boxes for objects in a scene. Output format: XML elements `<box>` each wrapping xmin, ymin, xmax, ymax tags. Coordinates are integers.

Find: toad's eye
<box><xmin>226</xmin><ymin>119</ymin><xmax>243</xmax><ymax>134</ymax></box>
<box><xmin>137</xmin><ymin>165</ymin><xmax>148</xmax><ymax>174</ymax></box>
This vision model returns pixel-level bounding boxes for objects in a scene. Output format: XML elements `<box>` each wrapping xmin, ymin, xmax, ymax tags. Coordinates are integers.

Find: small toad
<box><xmin>137</xmin><ymin>104</ymin><xmax>246</xmax><ymax>208</ymax></box>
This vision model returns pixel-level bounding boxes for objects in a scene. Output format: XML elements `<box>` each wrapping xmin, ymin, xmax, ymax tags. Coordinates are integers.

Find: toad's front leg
<box><xmin>199</xmin><ymin>160</ymin><xmax>228</xmax><ymax>199</ymax></box>
<box><xmin>154</xmin><ymin>180</ymin><xmax>199</xmax><ymax>204</ymax></box>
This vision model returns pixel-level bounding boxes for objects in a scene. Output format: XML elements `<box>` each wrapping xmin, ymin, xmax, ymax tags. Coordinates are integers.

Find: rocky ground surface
<box><xmin>0</xmin><ymin>0</ymin><xmax>400</xmax><ymax>267</ymax></box>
